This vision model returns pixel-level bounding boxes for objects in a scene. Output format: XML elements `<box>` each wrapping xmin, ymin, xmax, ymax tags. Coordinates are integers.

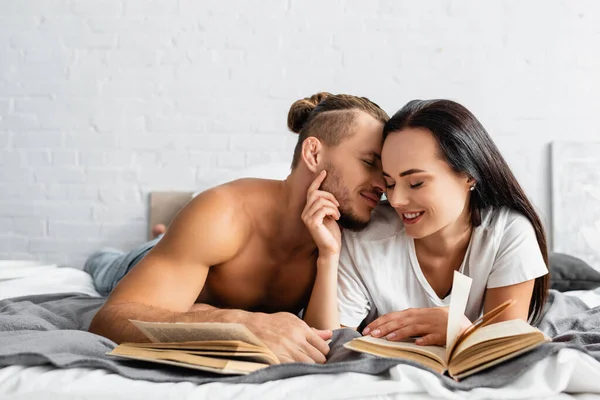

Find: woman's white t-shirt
<box><xmin>337</xmin><ymin>205</ymin><xmax>548</xmax><ymax>328</ymax></box>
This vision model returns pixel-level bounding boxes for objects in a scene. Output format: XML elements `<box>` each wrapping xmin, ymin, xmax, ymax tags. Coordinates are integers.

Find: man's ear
<box><xmin>300</xmin><ymin>137</ymin><xmax>323</xmax><ymax>173</ymax></box>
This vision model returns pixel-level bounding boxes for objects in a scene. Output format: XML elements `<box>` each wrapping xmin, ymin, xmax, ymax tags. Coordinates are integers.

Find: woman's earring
<box><xmin>470</xmin><ymin>183</ymin><xmax>476</xmax><ymax>191</ymax></box>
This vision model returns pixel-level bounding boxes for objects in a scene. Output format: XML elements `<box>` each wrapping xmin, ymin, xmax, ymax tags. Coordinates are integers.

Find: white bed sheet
<box><xmin>1</xmin><ymin>265</ymin><xmax>600</xmax><ymax>400</ymax></box>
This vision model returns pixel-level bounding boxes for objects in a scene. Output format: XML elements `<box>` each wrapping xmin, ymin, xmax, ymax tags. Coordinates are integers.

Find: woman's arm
<box><xmin>483</xmin><ymin>280</ymin><xmax>535</xmax><ymax>321</ymax></box>
<box><xmin>300</xmin><ymin>170</ymin><xmax>343</xmax><ymax>330</ymax></box>
<box><xmin>303</xmin><ymin>255</ymin><xmax>340</xmax><ymax>330</ymax></box>
<box><xmin>485</xmin><ymin>211</ymin><xmax>548</xmax><ymax>321</ymax></box>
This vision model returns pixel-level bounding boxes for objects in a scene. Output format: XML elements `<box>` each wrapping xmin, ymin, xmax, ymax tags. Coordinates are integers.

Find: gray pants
<box><xmin>83</xmin><ymin>236</ymin><xmax>162</xmax><ymax>297</ymax></box>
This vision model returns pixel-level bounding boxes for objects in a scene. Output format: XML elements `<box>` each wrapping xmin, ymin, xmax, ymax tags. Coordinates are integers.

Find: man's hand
<box><xmin>301</xmin><ymin>170</ymin><xmax>342</xmax><ymax>259</ymax></box>
<box><xmin>362</xmin><ymin>307</ymin><xmax>471</xmax><ymax>346</ymax></box>
<box><xmin>242</xmin><ymin>311</ymin><xmax>333</xmax><ymax>363</ymax></box>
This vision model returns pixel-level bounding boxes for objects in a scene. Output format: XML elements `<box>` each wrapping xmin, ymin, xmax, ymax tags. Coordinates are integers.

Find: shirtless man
<box><xmin>87</xmin><ymin>92</ymin><xmax>388</xmax><ymax>364</ymax></box>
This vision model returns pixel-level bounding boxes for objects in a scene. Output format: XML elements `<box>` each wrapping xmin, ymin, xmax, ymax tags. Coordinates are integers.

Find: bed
<box><xmin>2</xmin><ymin>162</ymin><xmax>600</xmax><ymax>399</ymax></box>
<box><xmin>1</xmin><ymin>264</ymin><xmax>600</xmax><ymax>399</ymax></box>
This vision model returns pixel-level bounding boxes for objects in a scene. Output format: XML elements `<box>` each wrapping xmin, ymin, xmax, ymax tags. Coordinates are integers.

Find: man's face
<box><xmin>320</xmin><ymin>112</ymin><xmax>386</xmax><ymax>231</ymax></box>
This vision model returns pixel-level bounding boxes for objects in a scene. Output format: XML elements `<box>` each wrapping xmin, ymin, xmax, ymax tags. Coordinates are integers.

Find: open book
<box><xmin>344</xmin><ymin>271</ymin><xmax>551</xmax><ymax>380</ymax></box>
<box><xmin>107</xmin><ymin>321</ymin><xmax>279</xmax><ymax>375</ymax></box>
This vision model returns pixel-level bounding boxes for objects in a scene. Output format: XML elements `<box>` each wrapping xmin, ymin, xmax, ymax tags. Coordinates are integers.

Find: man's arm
<box><xmin>89</xmin><ymin>302</ymin><xmax>249</xmax><ymax>343</ymax></box>
<box><xmin>88</xmin><ymin>186</ymin><xmax>332</xmax><ymax>363</ymax></box>
<box><xmin>88</xmin><ymin>187</ymin><xmax>249</xmax><ymax>343</ymax></box>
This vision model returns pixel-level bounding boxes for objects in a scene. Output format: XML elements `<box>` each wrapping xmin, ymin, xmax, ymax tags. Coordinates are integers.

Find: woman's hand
<box><xmin>301</xmin><ymin>170</ymin><xmax>342</xmax><ymax>259</ymax></box>
<box><xmin>362</xmin><ymin>307</ymin><xmax>472</xmax><ymax>346</ymax></box>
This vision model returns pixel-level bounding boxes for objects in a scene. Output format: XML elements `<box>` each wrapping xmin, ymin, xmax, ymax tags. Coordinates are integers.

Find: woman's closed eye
<box><xmin>410</xmin><ymin>182</ymin><xmax>424</xmax><ymax>189</ymax></box>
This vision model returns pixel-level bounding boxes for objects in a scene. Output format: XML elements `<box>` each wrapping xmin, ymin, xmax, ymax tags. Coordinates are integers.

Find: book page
<box><xmin>129</xmin><ymin>320</ymin><xmax>266</xmax><ymax>347</ymax></box>
<box><xmin>344</xmin><ymin>340</ymin><xmax>446</xmax><ymax>373</ymax></box>
<box><xmin>352</xmin><ymin>335</ymin><xmax>447</xmax><ymax>365</ymax></box>
<box><xmin>451</xmin><ymin>340</ymin><xmax>548</xmax><ymax>380</ymax></box>
<box><xmin>119</xmin><ymin>345</ymin><xmax>278</xmax><ymax>365</ymax></box>
<box><xmin>451</xmin><ymin>337</ymin><xmax>516</xmax><ymax>363</ymax></box>
<box><xmin>108</xmin><ymin>346</ymin><xmax>268</xmax><ymax>375</ymax></box>
<box><xmin>452</xmin><ymin>319</ymin><xmax>545</xmax><ymax>358</ymax></box>
<box><xmin>122</xmin><ymin>341</ymin><xmax>279</xmax><ymax>365</ymax></box>
<box><xmin>122</xmin><ymin>340</ymin><xmax>265</xmax><ymax>352</ymax></box>
<box><xmin>446</xmin><ymin>271</ymin><xmax>472</xmax><ymax>359</ymax></box>
<box><xmin>452</xmin><ymin>335</ymin><xmax>540</xmax><ymax>368</ymax></box>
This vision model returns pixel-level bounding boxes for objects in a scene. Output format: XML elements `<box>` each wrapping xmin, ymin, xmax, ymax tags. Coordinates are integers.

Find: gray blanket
<box><xmin>0</xmin><ymin>290</ymin><xmax>598</xmax><ymax>390</ymax></box>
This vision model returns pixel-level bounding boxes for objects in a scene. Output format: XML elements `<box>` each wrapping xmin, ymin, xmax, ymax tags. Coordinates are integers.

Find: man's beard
<box><xmin>320</xmin><ymin>164</ymin><xmax>370</xmax><ymax>232</ymax></box>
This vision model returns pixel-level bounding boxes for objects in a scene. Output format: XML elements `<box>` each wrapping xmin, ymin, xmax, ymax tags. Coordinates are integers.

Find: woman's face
<box><xmin>381</xmin><ymin>127</ymin><xmax>472</xmax><ymax>239</ymax></box>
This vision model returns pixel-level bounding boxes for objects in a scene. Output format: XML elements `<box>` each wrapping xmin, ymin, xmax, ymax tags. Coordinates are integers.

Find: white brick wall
<box><xmin>1</xmin><ymin>0</ymin><xmax>599</xmax><ymax>267</ymax></box>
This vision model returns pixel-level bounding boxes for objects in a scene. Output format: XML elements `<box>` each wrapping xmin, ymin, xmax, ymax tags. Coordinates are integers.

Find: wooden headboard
<box><xmin>148</xmin><ymin>191</ymin><xmax>194</xmax><ymax>240</ymax></box>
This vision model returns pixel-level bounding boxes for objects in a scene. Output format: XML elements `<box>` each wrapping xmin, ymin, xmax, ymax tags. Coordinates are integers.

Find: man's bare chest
<box><xmin>199</xmin><ymin>250</ymin><xmax>318</xmax><ymax>313</ymax></box>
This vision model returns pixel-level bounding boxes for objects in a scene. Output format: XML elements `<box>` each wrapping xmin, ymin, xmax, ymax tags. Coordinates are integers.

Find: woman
<box><xmin>303</xmin><ymin>99</ymin><xmax>549</xmax><ymax>346</ymax></box>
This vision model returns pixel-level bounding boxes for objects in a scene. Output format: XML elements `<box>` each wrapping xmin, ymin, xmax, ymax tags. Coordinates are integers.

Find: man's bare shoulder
<box><xmin>176</xmin><ymin>179</ymin><xmax>280</xmax><ymax>230</ymax></box>
<box><xmin>199</xmin><ymin>178</ymin><xmax>283</xmax><ymax>211</ymax></box>
<box><xmin>182</xmin><ymin>183</ymin><xmax>249</xmax><ymax>226</ymax></box>
<box><xmin>148</xmin><ymin>183</ymin><xmax>260</xmax><ymax>265</ymax></box>
<box><xmin>214</xmin><ymin>178</ymin><xmax>283</xmax><ymax>196</ymax></box>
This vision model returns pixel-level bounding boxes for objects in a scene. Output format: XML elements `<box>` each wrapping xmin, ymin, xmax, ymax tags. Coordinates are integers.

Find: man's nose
<box><xmin>371</xmin><ymin>174</ymin><xmax>385</xmax><ymax>195</ymax></box>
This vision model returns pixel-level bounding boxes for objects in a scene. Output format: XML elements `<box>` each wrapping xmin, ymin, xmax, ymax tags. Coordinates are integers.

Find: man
<box><xmin>87</xmin><ymin>92</ymin><xmax>388</xmax><ymax>364</ymax></box>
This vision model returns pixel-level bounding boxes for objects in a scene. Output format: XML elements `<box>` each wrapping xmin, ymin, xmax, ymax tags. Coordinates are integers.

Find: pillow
<box><xmin>549</xmin><ymin>252</ymin><xmax>600</xmax><ymax>292</ymax></box>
